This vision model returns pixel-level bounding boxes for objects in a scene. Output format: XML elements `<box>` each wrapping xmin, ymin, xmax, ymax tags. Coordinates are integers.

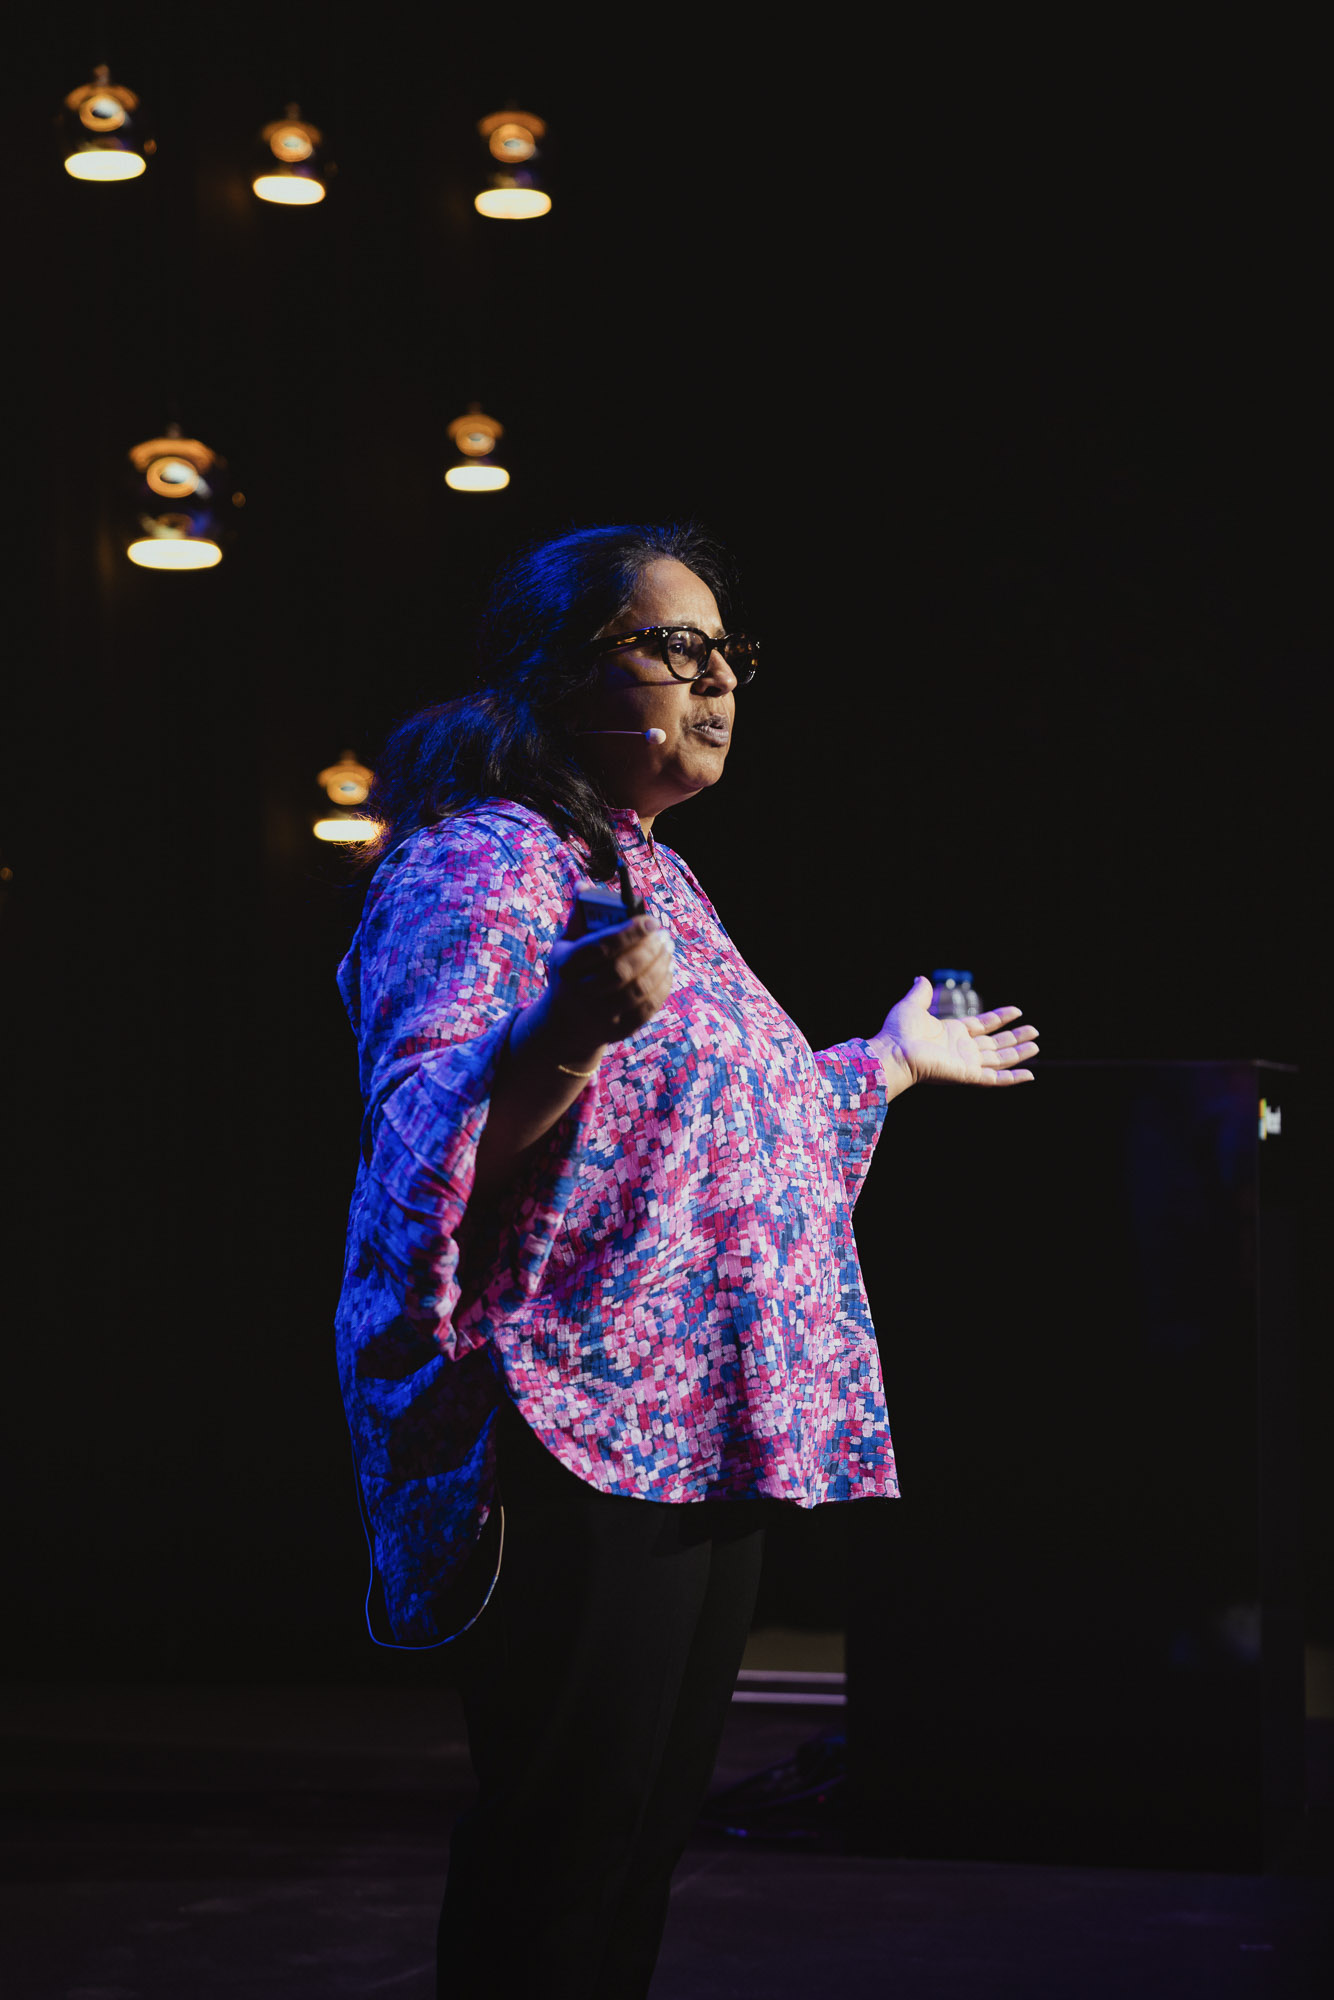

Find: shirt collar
<box><xmin>609</xmin><ymin>807</ymin><xmax>650</xmax><ymax>849</ymax></box>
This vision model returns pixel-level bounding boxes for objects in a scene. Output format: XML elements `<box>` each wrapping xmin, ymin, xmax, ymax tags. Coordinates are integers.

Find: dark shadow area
<box><xmin>2</xmin><ymin>1688</ymin><xmax>1330</xmax><ymax>1996</ymax></box>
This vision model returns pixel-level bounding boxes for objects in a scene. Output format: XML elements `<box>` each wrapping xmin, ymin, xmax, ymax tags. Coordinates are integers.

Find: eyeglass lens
<box><xmin>661</xmin><ymin>629</ymin><xmax>757</xmax><ymax>683</ymax></box>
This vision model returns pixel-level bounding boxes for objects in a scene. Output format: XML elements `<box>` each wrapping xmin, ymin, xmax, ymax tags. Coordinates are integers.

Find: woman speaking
<box><xmin>335</xmin><ymin>523</ymin><xmax>1038</xmax><ymax>1998</ymax></box>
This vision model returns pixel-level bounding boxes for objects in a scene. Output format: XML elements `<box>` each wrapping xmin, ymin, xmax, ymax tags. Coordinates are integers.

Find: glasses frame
<box><xmin>588</xmin><ymin>625</ymin><xmax>758</xmax><ymax>685</ymax></box>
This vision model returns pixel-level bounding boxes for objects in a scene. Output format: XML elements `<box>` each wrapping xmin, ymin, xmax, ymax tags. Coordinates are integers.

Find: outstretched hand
<box><xmin>868</xmin><ymin>976</ymin><xmax>1039</xmax><ymax>1095</ymax></box>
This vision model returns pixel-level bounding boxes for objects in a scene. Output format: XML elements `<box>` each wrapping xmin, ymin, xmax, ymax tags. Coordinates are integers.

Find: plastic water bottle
<box><xmin>930</xmin><ymin>969</ymin><xmax>982</xmax><ymax>1020</ymax></box>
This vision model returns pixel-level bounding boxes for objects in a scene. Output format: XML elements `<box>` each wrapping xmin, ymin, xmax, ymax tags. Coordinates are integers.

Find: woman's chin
<box><xmin>663</xmin><ymin>747</ymin><xmax>727</xmax><ymax>798</ymax></box>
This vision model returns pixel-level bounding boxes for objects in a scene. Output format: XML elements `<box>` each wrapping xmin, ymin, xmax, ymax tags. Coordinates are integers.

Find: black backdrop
<box><xmin>5</xmin><ymin>14</ymin><xmax>1327</xmax><ymax>1679</ymax></box>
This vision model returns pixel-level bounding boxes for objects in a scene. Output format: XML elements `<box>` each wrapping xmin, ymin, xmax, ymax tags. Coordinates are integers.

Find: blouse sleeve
<box><xmin>349</xmin><ymin>817</ymin><xmax>597</xmax><ymax>1358</ymax></box>
<box><xmin>813</xmin><ymin>1042</ymin><xmax>889</xmax><ymax>1210</ymax></box>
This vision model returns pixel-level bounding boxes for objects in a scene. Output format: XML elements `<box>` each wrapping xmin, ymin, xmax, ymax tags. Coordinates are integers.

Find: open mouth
<box><xmin>689</xmin><ymin>717</ymin><xmax>730</xmax><ymax>744</ymax></box>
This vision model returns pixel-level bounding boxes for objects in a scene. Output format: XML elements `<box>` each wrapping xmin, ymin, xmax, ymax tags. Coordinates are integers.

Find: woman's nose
<box><xmin>700</xmin><ymin>649</ymin><xmax>737</xmax><ymax>692</ymax></box>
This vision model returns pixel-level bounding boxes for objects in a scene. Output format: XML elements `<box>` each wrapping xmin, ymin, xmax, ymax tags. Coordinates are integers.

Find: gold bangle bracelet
<box><xmin>555</xmin><ymin>1060</ymin><xmax>600</xmax><ymax>1079</ymax></box>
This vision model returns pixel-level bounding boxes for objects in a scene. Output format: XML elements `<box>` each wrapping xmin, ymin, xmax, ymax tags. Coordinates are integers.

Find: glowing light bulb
<box><xmin>314</xmin><ymin>816</ymin><xmax>378</xmax><ymax>843</ymax></box>
<box><xmin>474</xmin><ymin>186</ymin><xmax>551</xmax><ymax>220</ymax></box>
<box><xmin>65</xmin><ymin>151</ymin><xmax>146</xmax><ymax>182</ymax></box>
<box><xmin>445</xmin><ymin>463</ymin><xmax>511</xmax><ymax>492</ymax></box>
<box><xmin>253</xmin><ymin>173</ymin><xmax>325</xmax><ymax>205</ymax></box>
<box><xmin>127</xmin><ymin>539</ymin><xmax>223</xmax><ymax>571</ymax></box>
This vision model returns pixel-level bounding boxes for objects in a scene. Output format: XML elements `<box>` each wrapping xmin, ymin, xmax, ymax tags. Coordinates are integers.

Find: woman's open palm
<box><xmin>870</xmin><ymin>975</ymin><xmax>1039</xmax><ymax>1089</ymax></box>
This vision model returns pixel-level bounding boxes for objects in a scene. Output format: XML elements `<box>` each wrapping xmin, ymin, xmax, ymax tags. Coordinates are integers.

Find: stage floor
<box><xmin>2</xmin><ymin>1681</ymin><xmax>1331</xmax><ymax>1998</ymax></box>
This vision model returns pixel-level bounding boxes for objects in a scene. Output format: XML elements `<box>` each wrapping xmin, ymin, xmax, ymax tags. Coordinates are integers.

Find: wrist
<box><xmin>867</xmin><ymin>1033</ymin><xmax>916</xmax><ymax>1102</ymax></box>
<box><xmin>513</xmin><ymin>990</ymin><xmax>607</xmax><ymax>1075</ymax></box>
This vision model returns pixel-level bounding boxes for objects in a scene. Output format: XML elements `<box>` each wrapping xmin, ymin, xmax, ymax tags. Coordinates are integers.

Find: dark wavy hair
<box><xmin>359</xmin><ymin>523</ymin><xmax>733</xmax><ymax>882</ymax></box>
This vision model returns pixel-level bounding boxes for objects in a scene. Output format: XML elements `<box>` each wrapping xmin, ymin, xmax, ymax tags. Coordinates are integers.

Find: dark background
<box><xmin>4</xmin><ymin>13</ymin><xmax>1326</xmax><ymax>1679</ymax></box>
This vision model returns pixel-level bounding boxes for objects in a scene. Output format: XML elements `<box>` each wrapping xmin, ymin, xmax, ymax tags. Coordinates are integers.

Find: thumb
<box><xmin>910</xmin><ymin>974</ymin><xmax>934</xmax><ymax>1002</ymax></box>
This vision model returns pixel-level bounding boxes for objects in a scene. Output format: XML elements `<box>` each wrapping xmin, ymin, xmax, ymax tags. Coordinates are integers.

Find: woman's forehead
<box><xmin>624</xmin><ymin>557</ymin><xmax>721</xmax><ymax>629</ymax></box>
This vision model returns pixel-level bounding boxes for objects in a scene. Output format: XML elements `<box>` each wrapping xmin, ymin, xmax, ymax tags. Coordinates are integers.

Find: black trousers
<box><xmin>437</xmin><ymin>1395</ymin><xmax>768</xmax><ymax>1999</ymax></box>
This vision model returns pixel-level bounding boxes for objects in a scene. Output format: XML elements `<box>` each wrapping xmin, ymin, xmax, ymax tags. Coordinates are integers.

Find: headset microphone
<box><xmin>576</xmin><ymin>728</ymin><xmax>667</xmax><ymax>744</ymax></box>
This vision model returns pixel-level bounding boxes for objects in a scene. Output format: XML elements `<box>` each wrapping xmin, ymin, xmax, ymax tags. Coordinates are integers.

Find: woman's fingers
<box><xmin>548</xmin><ymin>916</ymin><xmax>674</xmax><ymax>1045</ymax></box>
<box><xmin>969</xmin><ymin>1005</ymin><xmax>1024</xmax><ymax>1034</ymax></box>
<box><xmin>566</xmin><ymin>914</ymin><xmax>655</xmax><ymax>962</ymax></box>
<box><xmin>990</xmin><ymin>1023</ymin><xmax>1038</xmax><ymax>1047</ymax></box>
<box><xmin>568</xmin><ymin>921</ymin><xmax>673</xmax><ymax>1033</ymax></box>
<box><xmin>566</xmin><ymin>920</ymin><xmax>667</xmax><ymax>988</ymax></box>
<box><xmin>607</xmin><ymin>933</ymin><xmax>672</xmax><ymax>996</ymax></box>
<box><xmin>986</xmin><ymin>1043</ymin><xmax>1039</xmax><ymax>1068</ymax></box>
<box><xmin>607</xmin><ymin>955</ymin><xmax>673</xmax><ymax>1030</ymax></box>
<box><xmin>973</xmin><ymin>1022</ymin><xmax>1038</xmax><ymax>1051</ymax></box>
<box><xmin>976</xmin><ymin>1033</ymin><xmax>1039</xmax><ymax>1061</ymax></box>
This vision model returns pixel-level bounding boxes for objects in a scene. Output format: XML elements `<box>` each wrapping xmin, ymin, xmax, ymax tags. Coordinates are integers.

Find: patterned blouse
<box><xmin>336</xmin><ymin>801</ymin><xmax>899</xmax><ymax>1645</ymax></box>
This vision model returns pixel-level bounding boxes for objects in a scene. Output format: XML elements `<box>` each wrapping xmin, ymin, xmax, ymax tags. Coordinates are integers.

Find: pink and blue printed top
<box><xmin>336</xmin><ymin>801</ymin><xmax>899</xmax><ymax>1645</ymax></box>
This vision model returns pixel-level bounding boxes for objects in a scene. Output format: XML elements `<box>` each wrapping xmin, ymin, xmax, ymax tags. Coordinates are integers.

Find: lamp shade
<box><xmin>62</xmin><ymin>66</ymin><xmax>151</xmax><ymax>182</ymax></box>
<box><xmin>125</xmin><ymin>429</ymin><xmax>233</xmax><ymax>570</ymax></box>
<box><xmin>254</xmin><ymin>107</ymin><xmax>328</xmax><ymax>205</ymax></box>
<box><xmin>445</xmin><ymin>408</ymin><xmax>510</xmax><ymax>493</ymax></box>
<box><xmin>475</xmin><ymin>110</ymin><xmax>550</xmax><ymax>218</ymax></box>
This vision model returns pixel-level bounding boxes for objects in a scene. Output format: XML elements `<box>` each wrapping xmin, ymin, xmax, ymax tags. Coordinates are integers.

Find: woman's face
<box><xmin>572</xmin><ymin>558</ymin><xmax>737</xmax><ymax>826</ymax></box>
